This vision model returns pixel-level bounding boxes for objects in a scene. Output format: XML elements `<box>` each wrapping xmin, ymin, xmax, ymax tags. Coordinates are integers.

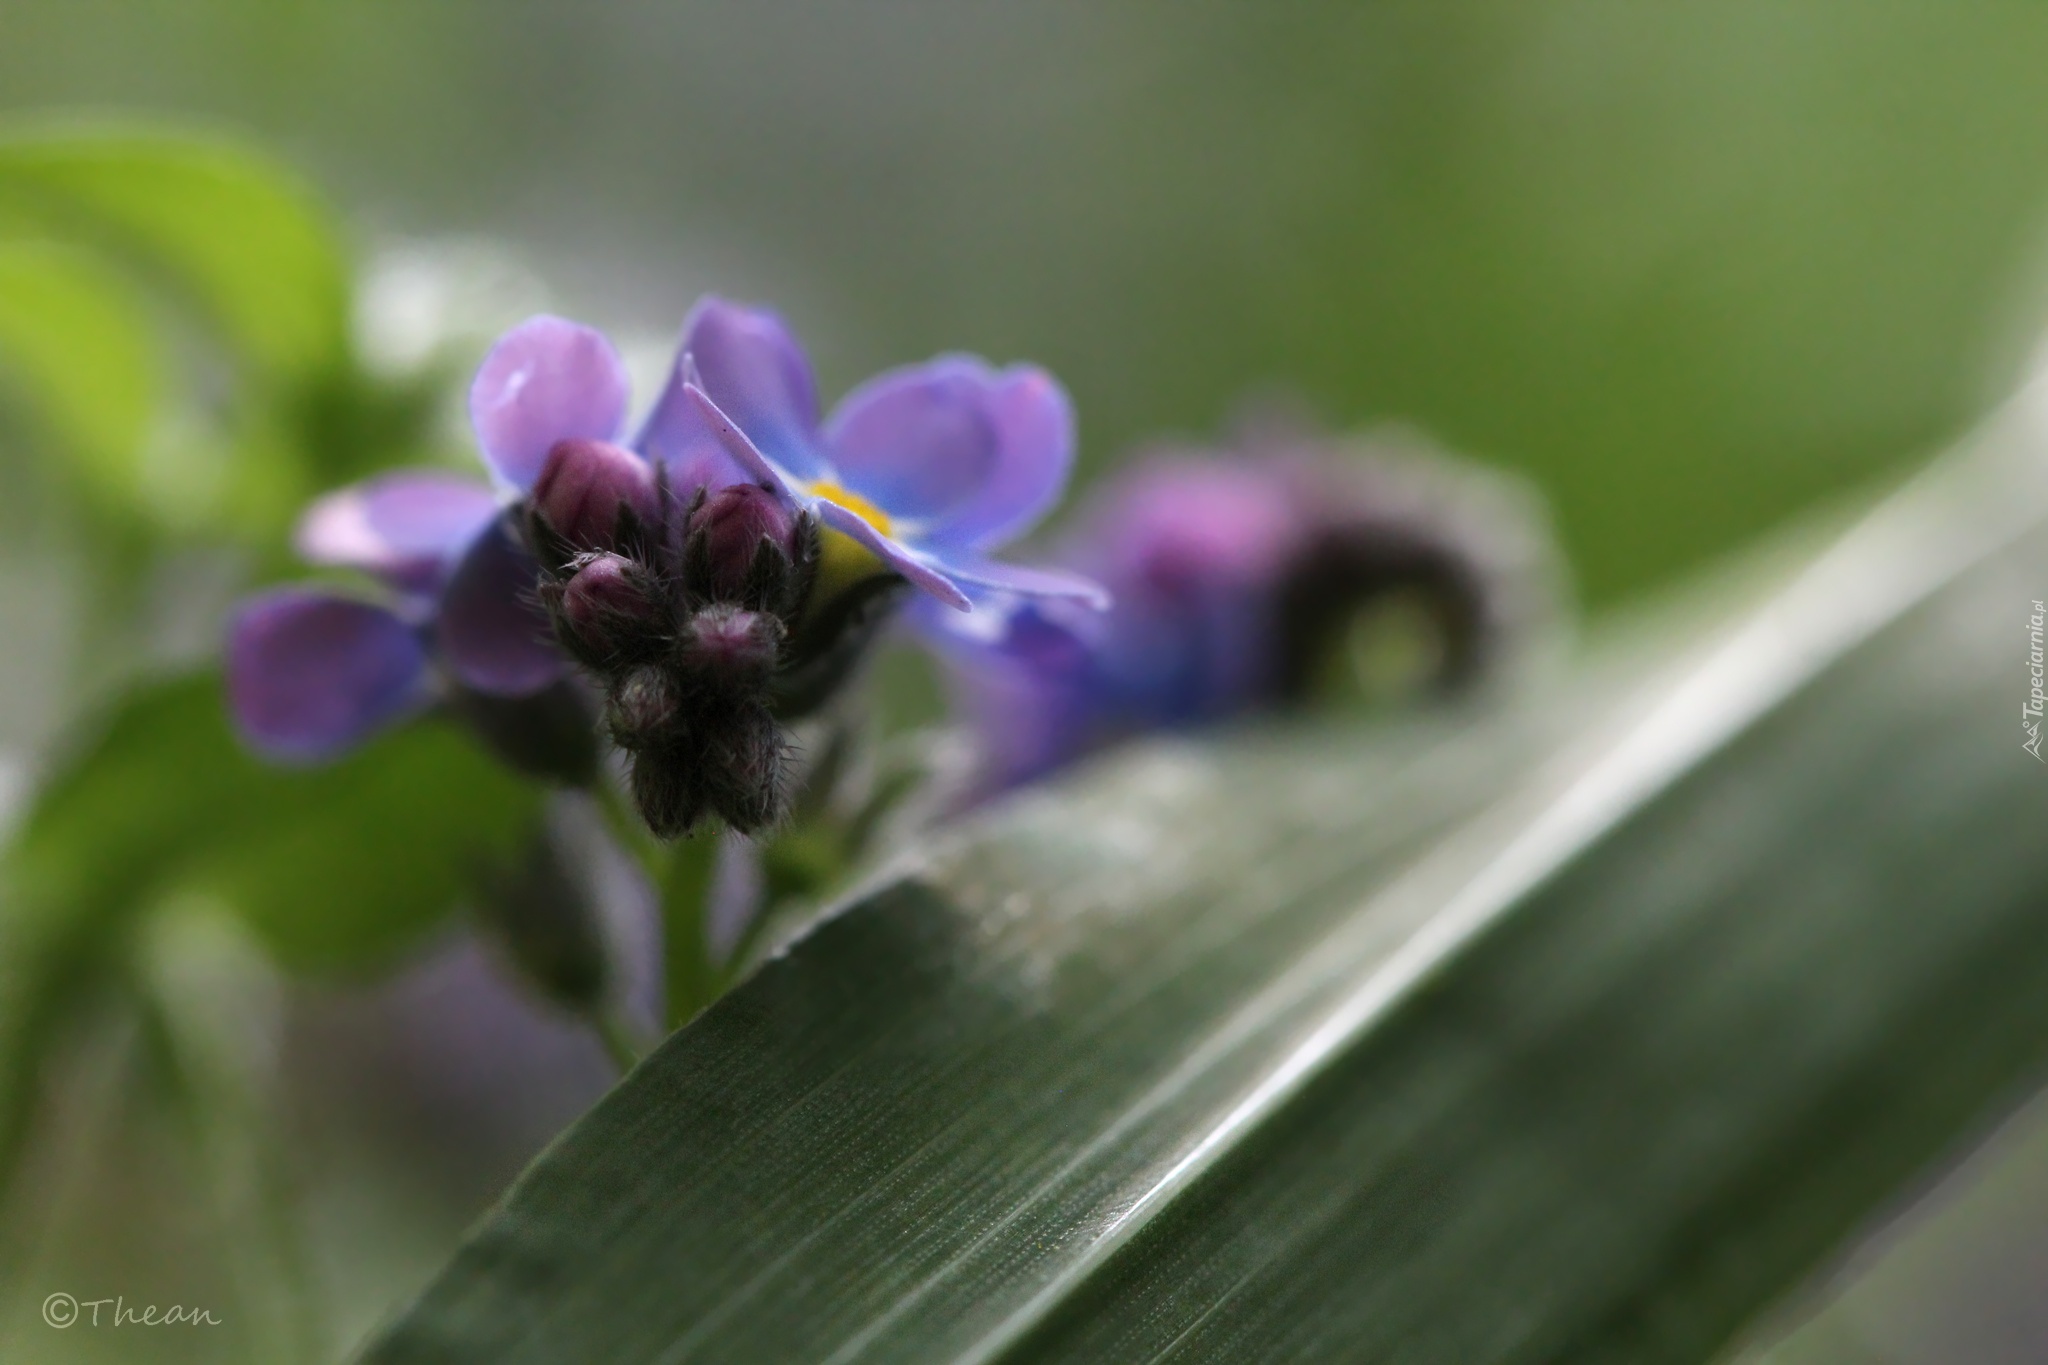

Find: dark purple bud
<box><xmin>703</xmin><ymin>703</ymin><xmax>787</xmax><ymax>833</ymax></box>
<box><xmin>630</xmin><ymin>744</ymin><xmax>704</xmax><ymax>840</ymax></box>
<box><xmin>687</xmin><ymin>483</ymin><xmax>802</xmax><ymax>603</ymax></box>
<box><xmin>558</xmin><ymin>553</ymin><xmax>662</xmax><ymax>661</ymax></box>
<box><xmin>532</xmin><ymin>438</ymin><xmax>660</xmax><ymax>551</ymax></box>
<box><xmin>606</xmin><ymin>664</ymin><xmax>682</xmax><ymax>751</ymax></box>
<box><xmin>677</xmin><ymin>603</ymin><xmax>782</xmax><ymax>692</ymax></box>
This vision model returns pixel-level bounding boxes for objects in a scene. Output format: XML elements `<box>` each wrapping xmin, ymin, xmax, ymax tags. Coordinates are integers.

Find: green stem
<box><xmin>659</xmin><ymin>834</ymin><xmax>720</xmax><ymax>1030</ymax></box>
<box><xmin>589</xmin><ymin>778</ymin><xmax>720</xmax><ymax>1033</ymax></box>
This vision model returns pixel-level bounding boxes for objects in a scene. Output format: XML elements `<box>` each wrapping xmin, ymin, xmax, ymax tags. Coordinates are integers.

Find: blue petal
<box><xmin>814</xmin><ymin>499</ymin><xmax>972</xmax><ymax>611</ymax></box>
<box><xmin>436</xmin><ymin>517</ymin><xmax>566</xmax><ymax>696</ymax></box>
<box><xmin>294</xmin><ymin>470</ymin><xmax>501</xmax><ymax>595</ymax></box>
<box><xmin>941</xmin><ymin>556</ymin><xmax>1111</xmax><ymax>610</ymax></box>
<box><xmin>683</xmin><ymin>378</ymin><xmax>804</xmax><ymax>498</ymax></box>
<box><xmin>906</xmin><ymin>593</ymin><xmax>1106</xmax><ymax>791</ymax></box>
<box><xmin>826</xmin><ymin>358</ymin><xmax>1075</xmax><ymax>552</ymax></box>
<box><xmin>227</xmin><ymin>589</ymin><xmax>429</xmax><ymax>763</ymax></box>
<box><xmin>469</xmin><ymin>316</ymin><xmax>630</xmax><ymax>491</ymax></box>
<box><xmin>823</xmin><ymin>359</ymin><xmax>1000</xmax><ymax>522</ymax></box>
<box><xmin>633</xmin><ymin>340</ymin><xmax>754</xmax><ymax>493</ymax></box>
<box><xmin>679</xmin><ymin>297</ymin><xmax>830</xmax><ymax>482</ymax></box>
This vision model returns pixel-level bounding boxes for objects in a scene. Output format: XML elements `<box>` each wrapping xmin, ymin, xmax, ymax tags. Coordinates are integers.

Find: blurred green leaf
<box><xmin>0</xmin><ymin>674</ymin><xmax>542</xmax><ymax>1185</ymax></box>
<box><xmin>0</xmin><ymin>122</ymin><xmax>351</xmax><ymax>381</ymax></box>
<box><xmin>365</xmin><ymin>394</ymin><xmax>2048</xmax><ymax>1362</ymax></box>
<box><xmin>183</xmin><ymin>713</ymin><xmax>544</xmax><ymax>975</ymax></box>
<box><xmin>0</xmin><ymin>238</ymin><xmax>160</xmax><ymax>512</ymax></box>
<box><xmin>9</xmin><ymin>672</ymin><xmax>542</xmax><ymax>973</ymax></box>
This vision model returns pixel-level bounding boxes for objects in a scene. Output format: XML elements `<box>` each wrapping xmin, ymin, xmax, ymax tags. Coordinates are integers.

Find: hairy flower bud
<box><xmin>533</xmin><ymin>438</ymin><xmax>660</xmax><ymax>552</ymax></box>
<box><xmin>557</xmin><ymin>553</ymin><xmax>663</xmax><ymax>663</ymax></box>
<box><xmin>629</xmin><ymin>744</ymin><xmax>704</xmax><ymax>840</ymax></box>
<box><xmin>606</xmin><ymin>663</ymin><xmax>682</xmax><ymax>751</ymax></box>
<box><xmin>686</xmin><ymin>483</ymin><xmax>805</xmax><ymax>607</ymax></box>
<box><xmin>677</xmin><ymin>603</ymin><xmax>783</xmax><ymax>694</ymax></box>
<box><xmin>701</xmin><ymin>702</ymin><xmax>787</xmax><ymax>833</ymax></box>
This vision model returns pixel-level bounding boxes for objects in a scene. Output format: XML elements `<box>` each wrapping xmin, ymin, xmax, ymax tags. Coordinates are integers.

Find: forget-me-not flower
<box><xmin>916</xmin><ymin>430</ymin><xmax>1554</xmax><ymax>794</ymax></box>
<box><xmin>676</xmin><ymin>298</ymin><xmax>1108</xmax><ymax>614</ymax></box>
<box><xmin>229</xmin><ymin>297</ymin><xmax>1105</xmax><ymax>837</ymax></box>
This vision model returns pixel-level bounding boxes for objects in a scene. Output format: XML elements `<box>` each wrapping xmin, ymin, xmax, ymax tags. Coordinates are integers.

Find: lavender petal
<box><xmin>902</xmin><ymin>363</ymin><xmax>1076</xmax><ymax>552</ymax></box>
<box><xmin>813</xmin><ymin>499</ymin><xmax>972</xmax><ymax>611</ymax></box>
<box><xmin>469</xmin><ymin>315</ymin><xmax>630</xmax><ymax>491</ymax></box>
<box><xmin>437</xmin><ymin>518</ymin><xmax>566</xmax><ymax>696</ymax></box>
<box><xmin>294</xmin><ymin>470</ymin><xmax>501</xmax><ymax>594</ymax></box>
<box><xmin>680</xmin><ymin>297</ymin><xmax>829</xmax><ymax>481</ymax></box>
<box><xmin>942</xmin><ymin>556</ymin><xmax>1111</xmax><ymax>610</ymax></box>
<box><xmin>227</xmin><ymin>589</ymin><xmax>429</xmax><ymax>763</ymax></box>
<box><xmin>633</xmin><ymin>345</ymin><xmax>755</xmax><ymax>492</ymax></box>
<box><xmin>822</xmin><ymin>358</ymin><xmax>1002</xmax><ymax>524</ymax></box>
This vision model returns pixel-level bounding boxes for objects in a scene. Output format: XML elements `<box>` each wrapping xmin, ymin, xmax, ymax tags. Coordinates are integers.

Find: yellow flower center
<box><xmin>806</xmin><ymin>481</ymin><xmax>895</xmax><ymax>611</ymax></box>
<box><xmin>810</xmin><ymin>480</ymin><xmax>893</xmax><ymax>537</ymax></box>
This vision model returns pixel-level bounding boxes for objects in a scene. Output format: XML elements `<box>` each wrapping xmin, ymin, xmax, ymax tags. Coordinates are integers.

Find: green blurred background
<box><xmin>15</xmin><ymin>2</ymin><xmax>2048</xmax><ymax>603</ymax></box>
<box><xmin>5</xmin><ymin>3</ymin><xmax>2048</xmax><ymax>1361</ymax></box>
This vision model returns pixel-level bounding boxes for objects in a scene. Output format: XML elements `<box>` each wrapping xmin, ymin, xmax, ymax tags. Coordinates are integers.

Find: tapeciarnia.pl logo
<box><xmin>2027</xmin><ymin>599</ymin><xmax>2045</xmax><ymax>762</ymax></box>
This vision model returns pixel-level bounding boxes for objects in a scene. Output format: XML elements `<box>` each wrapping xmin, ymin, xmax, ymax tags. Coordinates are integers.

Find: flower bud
<box><xmin>702</xmin><ymin>703</ymin><xmax>787</xmax><ymax>833</ymax></box>
<box><xmin>606</xmin><ymin>663</ymin><xmax>682</xmax><ymax>751</ymax></box>
<box><xmin>532</xmin><ymin>438</ymin><xmax>660</xmax><ymax>552</ymax></box>
<box><xmin>558</xmin><ymin>553</ymin><xmax>662</xmax><ymax>662</ymax></box>
<box><xmin>686</xmin><ymin>483</ymin><xmax>803</xmax><ymax>605</ymax></box>
<box><xmin>677</xmin><ymin>603</ymin><xmax>783</xmax><ymax>693</ymax></box>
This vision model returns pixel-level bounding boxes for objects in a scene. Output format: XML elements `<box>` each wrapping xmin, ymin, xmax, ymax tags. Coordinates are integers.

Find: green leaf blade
<box><xmin>364</xmin><ymin>405</ymin><xmax>2048</xmax><ymax>1362</ymax></box>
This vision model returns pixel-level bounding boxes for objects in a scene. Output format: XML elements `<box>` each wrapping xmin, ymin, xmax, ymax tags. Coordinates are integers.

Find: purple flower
<box><xmin>227</xmin><ymin>587</ymin><xmax>435</xmax><ymax>764</ymax></box>
<box><xmin>228</xmin><ymin>298</ymin><xmax>1106</xmax><ymax>838</ymax></box>
<box><xmin>229</xmin><ymin>314</ymin><xmax>747</xmax><ymax>764</ymax></box>
<box><xmin>913</xmin><ymin>457</ymin><xmax>1301</xmax><ymax>789</ymax></box>
<box><xmin>917</xmin><ymin>433</ymin><xmax>1552</xmax><ymax>793</ymax></box>
<box><xmin>675</xmin><ymin>297</ymin><xmax>1107</xmax><ymax>613</ymax></box>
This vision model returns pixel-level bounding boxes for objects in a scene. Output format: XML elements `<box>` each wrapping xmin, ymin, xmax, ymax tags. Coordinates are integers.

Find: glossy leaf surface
<box><xmin>366</xmin><ymin>393</ymin><xmax>2048</xmax><ymax>1363</ymax></box>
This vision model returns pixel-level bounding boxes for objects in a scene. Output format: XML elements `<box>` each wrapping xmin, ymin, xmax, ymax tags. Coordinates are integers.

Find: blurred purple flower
<box><xmin>226</xmin><ymin>587</ymin><xmax>436</xmax><ymax>764</ymax></box>
<box><xmin>229</xmin><ymin>314</ymin><xmax>748</xmax><ymax>764</ymax></box>
<box><xmin>912</xmin><ymin>458</ymin><xmax>1300</xmax><ymax>790</ymax></box>
<box><xmin>675</xmin><ymin>297</ymin><xmax>1106</xmax><ymax>613</ymax></box>
<box><xmin>916</xmin><ymin>430</ymin><xmax>1556</xmax><ymax>792</ymax></box>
